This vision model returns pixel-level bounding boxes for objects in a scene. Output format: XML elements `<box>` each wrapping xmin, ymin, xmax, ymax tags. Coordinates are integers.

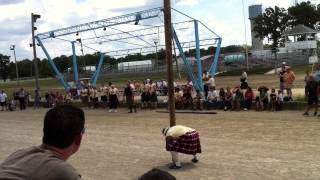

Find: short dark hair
<box><xmin>42</xmin><ymin>105</ymin><xmax>85</xmax><ymax>149</ymax></box>
<box><xmin>139</xmin><ymin>168</ymin><xmax>176</xmax><ymax>180</ymax></box>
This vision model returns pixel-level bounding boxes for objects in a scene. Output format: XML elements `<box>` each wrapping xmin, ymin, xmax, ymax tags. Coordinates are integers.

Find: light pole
<box><xmin>31</xmin><ymin>13</ymin><xmax>41</xmax><ymax>90</ymax></box>
<box><xmin>10</xmin><ymin>45</ymin><xmax>19</xmax><ymax>86</ymax></box>
<box><xmin>154</xmin><ymin>39</ymin><xmax>158</xmax><ymax>70</ymax></box>
<box><xmin>242</xmin><ymin>0</ymin><xmax>249</xmax><ymax>70</ymax></box>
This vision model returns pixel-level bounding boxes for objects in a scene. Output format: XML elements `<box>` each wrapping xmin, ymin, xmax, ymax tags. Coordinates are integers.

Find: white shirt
<box><xmin>207</xmin><ymin>77</ymin><xmax>215</xmax><ymax>87</ymax></box>
<box><xmin>207</xmin><ymin>90</ymin><xmax>218</xmax><ymax>102</ymax></box>
<box><xmin>0</xmin><ymin>93</ymin><xmax>7</xmax><ymax>102</ymax></box>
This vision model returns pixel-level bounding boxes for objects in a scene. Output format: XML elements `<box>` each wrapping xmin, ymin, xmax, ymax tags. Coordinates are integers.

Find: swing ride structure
<box><xmin>35</xmin><ymin>7</ymin><xmax>222</xmax><ymax>92</ymax></box>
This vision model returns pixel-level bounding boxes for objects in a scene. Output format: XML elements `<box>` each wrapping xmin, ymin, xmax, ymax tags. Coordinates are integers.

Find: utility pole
<box><xmin>242</xmin><ymin>0</ymin><xmax>249</xmax><ymax>70</ymax></box>
<box><xmin>164</xmin><ymin>0</ymin><xmax>176</xmax><ymax>127</ymax></box>
<box><xmin>31</xmin><ymin>13</ymin><xmax>41</xmax><ymax>90</ymax></box>
<box><xmin>10</xmin><ymin>45</ymin><xmax>19</xmax><ymax>86</ymax></box>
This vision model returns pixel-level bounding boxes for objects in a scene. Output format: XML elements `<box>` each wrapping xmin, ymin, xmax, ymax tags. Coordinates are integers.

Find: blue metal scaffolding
<box><xmin>36</xmin><ymin>7</ymin><xmax>222</xmax><ymax>92</ymax></box>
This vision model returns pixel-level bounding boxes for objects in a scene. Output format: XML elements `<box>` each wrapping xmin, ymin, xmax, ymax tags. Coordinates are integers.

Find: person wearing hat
<box><xmin>162</xmin><ymin>125</ymin><xmax>201</xmax><ymax>169</ymax></box>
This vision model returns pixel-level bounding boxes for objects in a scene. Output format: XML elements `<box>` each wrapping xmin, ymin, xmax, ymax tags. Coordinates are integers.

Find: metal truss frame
<box><xmin>36</xmin><ymin>7</ymin><xmax>222</xmax><ymax>92</ymax></box>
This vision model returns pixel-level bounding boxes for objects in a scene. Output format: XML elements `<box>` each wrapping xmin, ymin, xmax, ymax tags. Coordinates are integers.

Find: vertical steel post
<box><xmin>36</xmin><ymin>36</ymin><xmax>70</xmax><ymax>90</ymax></box>
<box><xmin>71</xmin><ymin>41</ymin><xmax>79</xmax><ymax>89</ymax></box>
<box><xmin>194</xmin><ymin>20</ymin><xmax>203</xmax><ymax>91</ymax></box>
<box><xmin>164</xmin><ymin>0</ymin><xmax>176</xmax><ymax>127</ymax></box>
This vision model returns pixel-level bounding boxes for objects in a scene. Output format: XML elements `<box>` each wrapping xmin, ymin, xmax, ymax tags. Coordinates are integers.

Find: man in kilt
<box><xmin>162</xmin><ymin>125</ymin><xmax>201</xmax><ymax>169</ymax></box>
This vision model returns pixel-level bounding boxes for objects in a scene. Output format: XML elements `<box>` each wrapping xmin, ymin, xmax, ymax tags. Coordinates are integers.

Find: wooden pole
<box><xmin>163</xmin><ymin>0</ymin><xmax>176</xmax><ymax>126</ymax></box>
<box><xmin>31</xmin><ymin>13</ymin><xmax>40</xmax><ymax>90</ymax></box>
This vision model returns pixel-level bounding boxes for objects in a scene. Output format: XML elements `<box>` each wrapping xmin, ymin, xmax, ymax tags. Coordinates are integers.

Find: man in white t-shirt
<box><xmin>0</xmin><ymin>90</ymin><xmax>7</xmax><ymax>111</ymax></box>
<box><xmin>207</xmin><ymin>75</ymin><xmax>215</xmax><ymax>88</ymax></box>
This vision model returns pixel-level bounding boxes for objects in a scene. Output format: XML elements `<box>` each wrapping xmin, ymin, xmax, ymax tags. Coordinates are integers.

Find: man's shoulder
<box><xmin>0</xmin><ymin>146</ymin><xmax>81</xmax><ymax>180</ymax></box>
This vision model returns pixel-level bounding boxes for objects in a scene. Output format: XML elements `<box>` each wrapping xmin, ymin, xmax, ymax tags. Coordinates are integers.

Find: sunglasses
<box><xmin>81</xmin><ymin>127</ymin><xmax>86</xmax><ymax>134</ymax></box>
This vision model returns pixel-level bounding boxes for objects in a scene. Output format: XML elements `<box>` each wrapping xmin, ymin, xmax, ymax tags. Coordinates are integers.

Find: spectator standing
<box><xmin>303</xmin><ymin>76</ymin><xmax>319</xmax><ymax>116</ymax></box>
<box><xmin>0</xmin><ymin>90</ymin><xmax>7</xmax><ymax>111</ymax></box>
<box><xmin>124</xmin><ymin>83</ymin><xmax>137</xmax><ymax>113</ymax></box>
<box><xmin>141</xmin><ymin>88</ymin><xmax>150</xmax><ymax>109</ymax></box>
<box><xmin>304</xmin><ymin>70</ymin><xmax>311</xmax><ymax>96</ymax></box>
<box><xmin>18</xmin><ymin>88</ymin><xmax>26</xmax><ymax>110</ymax></box>
<box><xmin>284</xmin><ymin>67</ymin><xmax>295</xmax><ymax>100</ymax></box>
<box><xmin>109</xmin><ymin>85</ymin><xmax>119</xmax><ymax>112</ymax></box>
<box><xmin>34</xmin><ymin>89</ymin><xmax>41</xmax><ymax>109</ymax></box>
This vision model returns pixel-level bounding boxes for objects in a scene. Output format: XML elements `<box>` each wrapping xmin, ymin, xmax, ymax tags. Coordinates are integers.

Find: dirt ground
<box><xmin>1</xmin><ymin>108</ymin><xmax>320</xmax><ymax>180</ymax></box>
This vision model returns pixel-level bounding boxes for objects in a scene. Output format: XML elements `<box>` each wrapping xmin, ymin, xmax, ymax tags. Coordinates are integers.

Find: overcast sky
<box><xmin>0</xmin><ymin>0</ymin><xmax>316</xmax><ymax>61</ymax></box>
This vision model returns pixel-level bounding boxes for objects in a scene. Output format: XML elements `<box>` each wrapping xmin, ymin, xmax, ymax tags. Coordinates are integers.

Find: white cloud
<box><xmin>176</xmin><ymin>0</ymin><xmax>200</xmax><ymax>6</ymax></box>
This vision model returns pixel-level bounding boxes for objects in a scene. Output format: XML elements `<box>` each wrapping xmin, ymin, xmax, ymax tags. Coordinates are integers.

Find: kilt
<box><xmin>166</xmin><ymin>131</ymin><xmax>201</xmax><ymax>155</ymax></box>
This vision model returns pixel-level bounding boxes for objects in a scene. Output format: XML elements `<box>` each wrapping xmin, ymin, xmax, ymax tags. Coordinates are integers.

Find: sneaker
<box><xmin>108</xmin><ymin>109</ymin><xmax>112</xmax><ymax>112</ymax></box>
<box><xmin>191</xmin><ymin>158</ymin><xmax>199</xmax><ymax>163</ymax></box>
<box><xmin>303</xmin><ymin>112</ymin><xmax>309</xmax><ymax>116</ymax></box>
<box><xmin>128</xmin><ymin>111</ymin><xmax>132</xmax><ymax>113</ymax></box>
<box><xmin>243</xmin><ymin>108</ymin><xmax>248</xmax><ymax>111</ymax></box>
<box><xmin>114</xmin><ymin>109</ymin><xmax>118</xmax><ymax>112</ymax></box>
<box><xmin>169</xmin><ymin>164</ymin><xmax>181</xmax><ymax>169</ymax></box>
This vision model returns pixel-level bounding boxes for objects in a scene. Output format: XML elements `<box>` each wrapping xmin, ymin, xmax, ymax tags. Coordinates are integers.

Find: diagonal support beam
<box><xmin>209</xmin><ymin>38</ymin><xmax>222</xmax><ymax>76</ymax></box>
<box><xmin>71</xmin><ymin>41</ymin><xmax>80</xmax><ymax>89</ymax></box>
<box><xmin>172</xmin><ymin>27</ymin><xmax>200</xmax><ymax>91</ymax></box>
<box><xmin>91</xmin><ymin>53</ymin><xmax>105</xmax><ymax>87</ymax></box>
<box><xmin>194</xmin><ymin>20</ymin><xmax>203</xmax><ymax>91</ymax></box>
<box><xmin>36</xmin><ymin>36</ymin><xmax>70</xmax><ymax>90</ymax></box>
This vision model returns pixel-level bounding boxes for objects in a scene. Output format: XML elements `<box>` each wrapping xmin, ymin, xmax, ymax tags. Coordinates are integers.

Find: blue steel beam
<box><xmin>36</xmin><ymin>36</ymin><xmax>70</xmax><ymax>90</ymax></box>
<box><xmin>37</xmin><ymin>7</ymin><xmax>163</xmax><ymax>40</ymax></box>
<box><xmin>71</xmin><ymin>41</ymin><xmax>80</xmax><ymax>89</ymax></box>
<box><xmin>194</xmin><ymin>20</ymin><xmax>203</xmax><ymax>91</ymax></box>
<box><xmin>209</xmin><ymin>38</ymin><xmax>222</xmax><ymax>76</ymax></box>
<box><xmin>91</xmin><ymin>53</ymin><xmax>105</xmax><ymax>87</ymax></box>
<box><xmin>172</xmin><ymin>27</ymin><xmax>200</xmax><ymax>91</ymax></box>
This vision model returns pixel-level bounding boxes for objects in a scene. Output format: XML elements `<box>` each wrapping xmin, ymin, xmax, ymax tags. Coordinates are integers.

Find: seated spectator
<box><xmin>270</xmin><ymin>88</ymin><xmax>277</xmax><ymax>111</ymax></box>
<box><xmin>276</xmin><ymin>90</ymin><xmax>284</xmax><ymax>111</ymax></box>
<box><xmin>218</xmin><ymin>88</ymin><xmax>226</xmax><ymax>109</ymax></box>
<box><xmin>207</xmin><ymin>86</ymin><xmax>218</xmax><ymax>109</ymax></box>
<box><xmin>150</xmin><ymin>89</ymin><xmax>158</xmax><ymax>109</ymax></box>
<box><xmin>182</xmin><ymin>87</ymin><xmax>193</xmax><ymax>109</ymax></box>
<box><xmin>174</xmin><ymin>88</ymin><xmax>183</xmax><ymax>109</ymax></box>
<box><xmin>243</xmin><ymin>87</ymin><xmax>254</xmax><ymax>111</ymax></box>
<box><xmin>224</xmin><ymin>87</ymin><xmax>233</xmax><ymax>111</ymax></box>
<box><xmin>256</xmin><ymin>86</ymin><xmax>269</xmax><ymax>111</ymax></box>
<box><xmin>141</xmin><ymin>88</ymin><xmax>150</xmax><ymax>109</ymax></box>
<box><xmin>232</xmin><ymin>86</ymin><xmax>243</xmax><ymax>111</ymax></box>
<box><xmin>8</xmin><ymin>99</ymin><xmax>16</xmax><ymax>111</ymax></box>
<box><xmin>194</xmin><ymin>90</ymin><xmax>203</xmax><ymax>110</ymax></box>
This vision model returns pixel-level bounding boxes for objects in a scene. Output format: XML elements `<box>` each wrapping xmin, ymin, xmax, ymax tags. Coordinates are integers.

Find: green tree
<box><xmin>0</xmin><ymin>54</ymin><xmax>10</xmax><ymax>81</ymax></box>
<box><xmin>288</xmin><ymin>1</ymin><xmax>319</xmax><ymax>30</ymax></box>
<box><xmin>253</xmin><ymin>6</ymin><xmax>291</xmax><ymax>49</ymax></box>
